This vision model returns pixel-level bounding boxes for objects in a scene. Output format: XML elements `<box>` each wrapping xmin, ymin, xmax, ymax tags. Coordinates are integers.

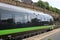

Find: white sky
<box><xmin>32</xmin><ymin>0</ymin><xmax>60</xmax><ymax>9</ymax></box>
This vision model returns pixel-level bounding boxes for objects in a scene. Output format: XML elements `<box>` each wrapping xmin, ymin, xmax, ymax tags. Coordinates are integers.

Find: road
<box><xmin>23</xmin><ymin>28</ymin><xmax>60</xmax><ymax>40</ymax></box>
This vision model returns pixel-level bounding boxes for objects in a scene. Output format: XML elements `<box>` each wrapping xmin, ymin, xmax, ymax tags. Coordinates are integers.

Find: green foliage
<box><xmin>47</xmin><ymin>6</ymin><xmax>53</xmax><ymax>11</ymax></box>
<box><xmin>37</xmin><ymin>0</ymin><xmax>43</xmax><ymax>8</ymax></box>
<box><xmin>36</xmin><ymin>0</ymin><xmax>60</xmax><ymax>14</ymax></box>
<box><xmin>37</xmin><ymin>0</ymin><xmax>49</xmax><ymax>9</ymax></box>
<box><xmin>43</xmin><ymin>2</ymin><xmax>49</xmax><ymax>9</ymax></box>
<box><xmin>48</xmin><ymin>38</ymin><xmax>52</xmax><ymax>40</ymax></box>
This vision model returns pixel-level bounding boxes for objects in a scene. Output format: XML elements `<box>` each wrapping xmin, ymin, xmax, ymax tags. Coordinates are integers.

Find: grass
<box><xmin>0</xmin><ymin>26</ymin><xmax>52</xmax><ymax>36</ymax></box>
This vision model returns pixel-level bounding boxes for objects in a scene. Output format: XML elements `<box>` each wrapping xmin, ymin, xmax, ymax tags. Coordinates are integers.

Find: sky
<box><xmin>32</xmin><ymin>0</ymin><xmax>60</xmax><ymax>9</ymax></box>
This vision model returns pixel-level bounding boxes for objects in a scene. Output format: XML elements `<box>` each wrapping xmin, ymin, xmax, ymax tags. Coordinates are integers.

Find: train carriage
<box><xmin>0</xmin><ymin>3</ymin><xmax>54</xmax><ymax>30</ymax></box>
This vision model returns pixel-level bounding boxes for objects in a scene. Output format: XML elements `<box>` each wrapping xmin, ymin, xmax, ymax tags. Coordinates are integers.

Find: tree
<box><xmin>37</xmin><ymin>0</ymin><xmax>49</xmax><ymax>9</ymax></box>
<box><xmin>37</xmin><ymin>0</ymin><xmax>43</xmax><ymax>8</ymax></box>
<box><xmin>47</xmin><ymin>6</ymin><xmax>53</xmax><ymax>11</ymax></box>
<box><xmin>36</xmin><ymin>0</ymin><xmax>60</xmax><ymax>14</ymax></box>
<box><xmin>43</xmin><ymin>2</ymin><xmax>49</xmax><ymax>9</ymax></box>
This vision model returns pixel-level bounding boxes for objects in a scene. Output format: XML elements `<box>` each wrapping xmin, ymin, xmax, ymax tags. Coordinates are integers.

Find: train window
<box><xmin>1</xmin><ymin>13</ymin><xmax>12</xmax><ymax>20</ymax></box>
<box><xmin>15</xmin><ymin>12</ymin><xmax>25</xmax><ymax>23</ymax></box>
<box><xmin>0</xmin><ymin>10</ymin><xmax>14</xmax><ymax>24</ymax></box>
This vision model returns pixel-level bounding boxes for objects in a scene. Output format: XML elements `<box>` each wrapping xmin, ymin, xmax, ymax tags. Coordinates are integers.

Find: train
<box><xmin>0</xmin><ymin>3</ymin><xmax>54</xmax><ymax>40</ymax></box>
<box><xmin>0</xmin><ymin>3</ymin><xmax>54</xmax><ymax>29</ymax></box>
